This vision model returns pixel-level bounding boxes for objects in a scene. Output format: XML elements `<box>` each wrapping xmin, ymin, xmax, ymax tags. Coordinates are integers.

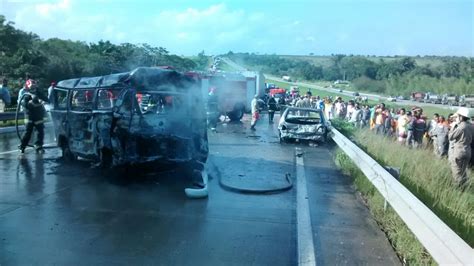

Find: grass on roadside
<box><xmin>217</xmin><ymin>60</ymin><xmax>238</xmax><ymax>72</ymax></box>
<box><xmin>0</xmin><ymin>119</ymin><xmax>25</xmax><ymax>127</ymax></box>
<box><xmin>331</xmin><ymin>119</ymin><xmax>473</xmax><ymax>246</ymax></box>
<box><xmin>353</xmin><ymin>130</ymin><xmax>474</xmax><ymax>246</ymax></box>
<box><xmin>335</xmin><ymin>150</ymin><xmax>435</xmax><ymax>265</ymax></box>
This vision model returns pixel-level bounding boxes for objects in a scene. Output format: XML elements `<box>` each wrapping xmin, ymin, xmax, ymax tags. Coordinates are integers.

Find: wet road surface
<box><xmin>0</xmin><ymin>114</ymin><xmax>399</xmax><ymax>265</ymax></box>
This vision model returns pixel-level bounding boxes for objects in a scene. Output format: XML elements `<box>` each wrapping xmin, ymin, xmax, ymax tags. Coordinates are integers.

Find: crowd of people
<box><xmin>266</xmin><ymin>91</ymin><xmax>473</xmax><ymax>188</ymax></box>
<box><xmin>335</xmin><ymin>97</ymin><xmax>471</xmax><ymax>188</ymax></box>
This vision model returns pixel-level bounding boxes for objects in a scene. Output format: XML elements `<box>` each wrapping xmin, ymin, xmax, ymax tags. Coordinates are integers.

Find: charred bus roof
<box><xmin>56</xmin><ymin>67</ymin><xmax>195</xmax><ymax>91</ymax></box>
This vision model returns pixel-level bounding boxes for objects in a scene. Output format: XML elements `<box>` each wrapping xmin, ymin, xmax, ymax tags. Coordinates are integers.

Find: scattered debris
<box><xmin>384</xmin><ymin>166</ymin><xmax>401</xmax><ymax>179</ymax></box>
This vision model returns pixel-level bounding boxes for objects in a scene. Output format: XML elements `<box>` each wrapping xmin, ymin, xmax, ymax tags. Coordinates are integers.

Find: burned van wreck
<box><xmin>50</xmin><ymin>67</ymin><xmax>209</xmax><ymax>175</ymax></box>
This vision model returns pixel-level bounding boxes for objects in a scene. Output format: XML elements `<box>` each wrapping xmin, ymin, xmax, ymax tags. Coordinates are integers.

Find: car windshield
<box><xmin>285</xmin><ymin>109</ymin><xmax>322</xmax><ymax>124</ymax></box>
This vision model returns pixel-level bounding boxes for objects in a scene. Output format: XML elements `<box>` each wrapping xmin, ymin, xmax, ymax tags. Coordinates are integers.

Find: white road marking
<box><xmin>296</xmin><ymin>147</ymin><xmax>317</xmax><ymax>266</ymax></box>
<box><xmin>0</xmin><ymin>142</ymin><xmax>56</xmax><ymax>155</ymax></box>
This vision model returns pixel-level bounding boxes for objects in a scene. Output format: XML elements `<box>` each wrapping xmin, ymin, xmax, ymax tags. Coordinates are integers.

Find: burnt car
<box><xmin>50</xmin><ymin>67</ymin><xmax>208</xmax><ymax>172</ymax></box>
<box><xmin>278</xmin><ymin>107</ymin><xmax>329</xmax><ymax>143</ymax></box>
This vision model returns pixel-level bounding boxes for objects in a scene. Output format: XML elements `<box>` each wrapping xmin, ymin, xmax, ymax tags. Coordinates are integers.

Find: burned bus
<box><xmin>50</xmin><ymin>67</ymin><xmax>208</xmax><ymax>171</ymax></box>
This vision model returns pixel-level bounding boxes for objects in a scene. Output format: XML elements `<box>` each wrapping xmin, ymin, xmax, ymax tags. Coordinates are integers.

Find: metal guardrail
<box><xmin>331</xmin><ymin>128</ymin><xmax>473</xmax><ymax>265</ymax></box>
<box><xmin>0</xmin><ymin>112</ymin><xmax>24</xmax><ymax>121</ymax></box>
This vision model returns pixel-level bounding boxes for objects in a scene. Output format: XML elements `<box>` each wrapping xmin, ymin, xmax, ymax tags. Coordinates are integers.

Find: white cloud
<box><xmin>4</xmin><ymin>1</ymin><xmax>318</xmax><ymax>55</ymax></box>
<box><xmin>337</xmin><ymin>32</ymin><xmax>349</xmax><ymax>42</ymax></box>
<box><xmin>35</xmin><ymin>0</ymin><xmax>70</xmax><ymax>19</ymax></box>
<box><xmin>150</xmin><ymin>4</ymin><xmax>255</xmax><ymax>50</ymax></box>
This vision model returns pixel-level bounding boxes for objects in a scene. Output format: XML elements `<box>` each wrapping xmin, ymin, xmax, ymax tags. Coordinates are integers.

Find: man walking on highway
<box><xmin>250</xmin><ymin>95</ymin><xmax>259</xmax><ymax>131</ymax></box>
<box><xmin>267</xmin><ymin>94</ymin><xmax>277</xmax><ymax>123</ymax></box>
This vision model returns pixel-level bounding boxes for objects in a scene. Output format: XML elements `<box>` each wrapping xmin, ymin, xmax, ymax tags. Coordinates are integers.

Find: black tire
<box><xmin>61</xmin><ymin>141</ymin><xmax>76</xmax><ymax>161</ymax></box>
<box><xmin>228</xmin><ymin>104</ymin><xmax>244</xmax><ymax>121</ymax></box>
<box><xmin>100</xmin><ymin>148</ymin><xmax>113</xmax><ymax>168</ymax></box>
<box><xmin>320</xmin><ymin>132</ymin><xmax>328</xmax><ymax>143</ymax></box>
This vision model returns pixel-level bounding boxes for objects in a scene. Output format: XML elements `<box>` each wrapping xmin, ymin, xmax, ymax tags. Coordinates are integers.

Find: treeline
<box><xmin>227</xmin><ymin>52</ymin><xmax>473</xmax><ymax>96</ymax></box>
<box><xmin>0</xmin><ymin>15</ymin><xmax>205</xmax><ymax>95</ymax></box>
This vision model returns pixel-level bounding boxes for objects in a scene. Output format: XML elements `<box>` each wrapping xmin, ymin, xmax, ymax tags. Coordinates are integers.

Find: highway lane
<box><xmin>0</xmin><ymin>114</ymin><xmax>399</xmax><ymax>265</ymax></box>
<box><xmin>265</xmin><ymin>75</ymin><xmax>460</xmax><ymax>112</ymax></box>
<box><xmin>221</xmin><ymin>57</ymin><xmax>247</xmax><ymax>71</ymax></box>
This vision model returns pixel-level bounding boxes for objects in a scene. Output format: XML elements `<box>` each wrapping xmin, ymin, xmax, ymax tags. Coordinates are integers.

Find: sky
<box><xmin>1</xmin><ymin>0</ymin><xmax>472</xmax><ymax>56</ymax></box>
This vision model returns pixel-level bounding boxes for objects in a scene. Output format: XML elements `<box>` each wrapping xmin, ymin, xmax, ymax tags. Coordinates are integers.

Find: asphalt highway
<box><xmin>0</xmin><ymin>114</ymin><xmax>399</xmax><ymax>265</ymax></box>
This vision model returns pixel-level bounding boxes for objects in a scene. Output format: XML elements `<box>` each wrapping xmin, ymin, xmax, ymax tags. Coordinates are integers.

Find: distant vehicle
<box><xmin>278</xmin><ymin>107</ymin><xmax>329</xmax><ymax>143</ymax></box>
<box><xmin>269</xmin><ymin>88</ymin><xmax>287</xmax><ymax>111</ymax></box>
<box><xmin>387</xmin><ymin>96</ymin><xmax>397</xmax><ymax>102</ymax></box>
<box><xmin>50</xmin><ymin>67</ymin><xmax>208</xmax><ymax>169</ymax></box>
<box><xmin>269</xmin><ymin>88</ymin><xmax>287</xmax><ymax>97</ymax></box>
<box><xmin>266</xmin><ymin>83</ymin><xmax>276</xmax><ymax>89</ymax></box>
<box><xmin>334</xmin><ymin>80</ymin><xmax>349</xmax><ymax>85</ymax></box>
<box><xmin>441</xmin><ymin>94</ymin><xmax>459</xmax><ymax>105</ymax></box>
<box><xmin>459</xmin><ymin>94</ymin><xmax>474</xmax><ymax>108</ymax></box>
<box><xmin>424</xmin><ymin>93</ymin><xmax>442</xmax><ymax>104</ymax></box>
<box><xmin>411</xmin><ymin>92</ymin><xmax>425</xmax><ymax>102</ymax></box>
<box><xmin>353</xmin><ymin>92</ymin><xmax>360</xmax><ymax>96</ymax></box>
<box><xmin>289</xmin><ymin>86</ymin><xmax>299</xmax><ymax>97</ymax></box>
<box><xmin>396</xmin><ymin>95</ymin><xmax>406</xmax><ymax>100</ymax></box>
<box><xmin>191</xmin><ymin>71</ymin><xmax>265</xmax><ymax>121</ymax></box>
<box><xmin>282</xmin><ymin>75</ymin><xmax>292</xmax><ymax>82</ymax></box>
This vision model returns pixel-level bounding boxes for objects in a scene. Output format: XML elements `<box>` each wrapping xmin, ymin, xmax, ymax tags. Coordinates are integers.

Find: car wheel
<box><xmin>321</xmin><ymin>131</ymin><xmax>328</xmax><ymax>143</ymax></box>
<box><xmin>278</xmin><ymin>131</ymin><xmax>286</xmax><ymax>143</ymax></box>
<box><xmin>228</xmin><ymin>104</ymin><xmax>244</xmax><ymax>122</ymax></box>
<box><xmin>61</xmin><ymin>142</ymin><xmax>76</xmax><ymax>161</ymax></box>
<box><xmin>100</xmin><ymin>148</ymin><xmax>113</xmax><ymax>168</ymax></box>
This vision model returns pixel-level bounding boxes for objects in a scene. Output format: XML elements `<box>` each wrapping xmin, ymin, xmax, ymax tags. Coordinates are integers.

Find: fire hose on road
<box><xmin>218</xmin><ymin>172</ymin><xmax>293</xmax><ymax>194</ymax></box>
<box><xmin>185</xmin><ymin>166</ymin><xmax>293</xmax><ymax>199</ymax></box>
<box><xmin>217</xmin><ymin>164</ymin><xmax>293</xmax><ymax>194</ymax></box>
